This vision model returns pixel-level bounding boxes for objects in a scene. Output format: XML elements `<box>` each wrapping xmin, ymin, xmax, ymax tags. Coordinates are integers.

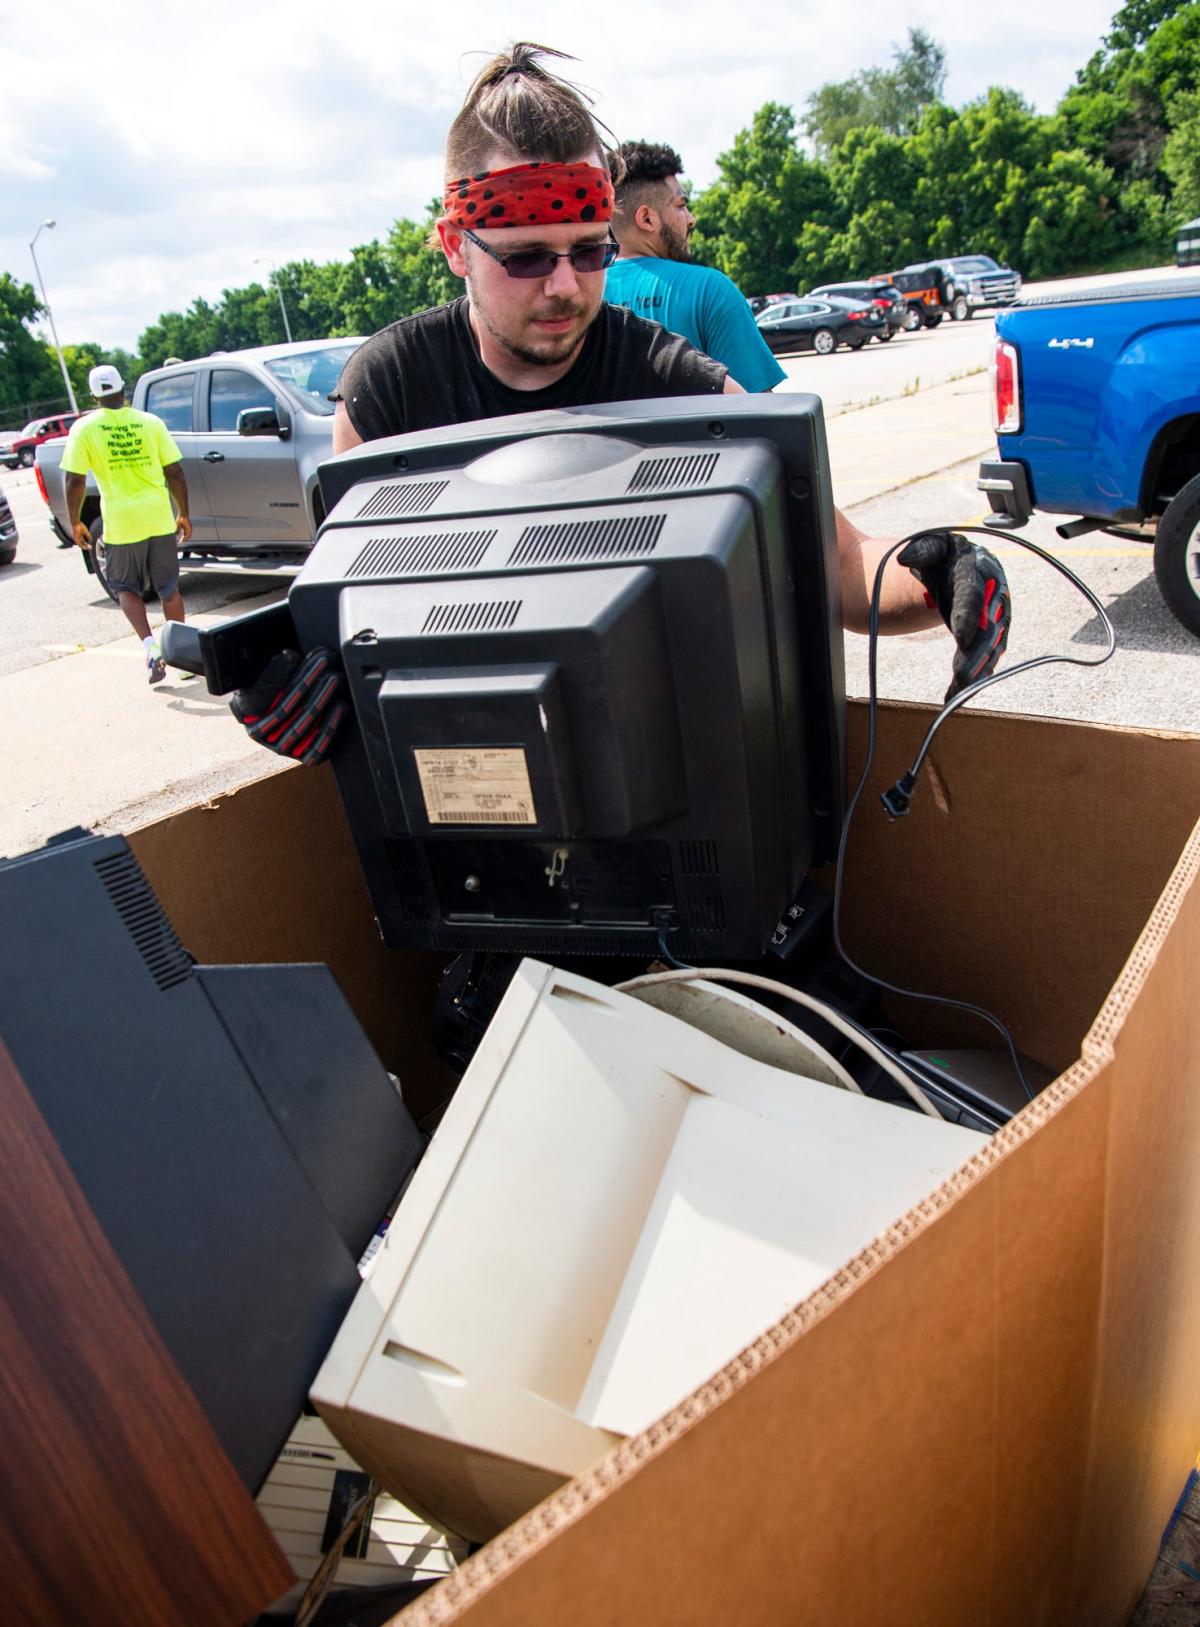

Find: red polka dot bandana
<box><xmin>443</xmin><ymin>162</ymin><xmax>615</xmax><ymax>230</ymax></box>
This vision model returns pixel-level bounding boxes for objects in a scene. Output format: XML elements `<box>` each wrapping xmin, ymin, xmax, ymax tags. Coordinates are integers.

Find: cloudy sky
<box><xmin>5</xmin><ymin>0</ymin><xmax>1117</xmax><ymax>352</ymax></box>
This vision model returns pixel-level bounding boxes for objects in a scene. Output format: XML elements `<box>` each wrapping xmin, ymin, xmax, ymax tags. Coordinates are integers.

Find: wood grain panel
<box><xmin>0</xmin><ymin>1036</ymin><xmax>293</xmax><ymax>1626</ymax></box>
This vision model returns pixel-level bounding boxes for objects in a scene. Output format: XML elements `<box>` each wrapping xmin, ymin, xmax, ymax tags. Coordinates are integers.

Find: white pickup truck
<box><xmin>37</xmin><ymin>337</ymin><xmax>362</xmax><ymax>601</ymax></box>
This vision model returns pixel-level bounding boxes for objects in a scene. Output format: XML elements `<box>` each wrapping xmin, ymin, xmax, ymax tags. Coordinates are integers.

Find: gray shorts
<box><xmin>104</xmin><ymin>533</ymin><xmax>180</xmax><ymax>599</ymax></box>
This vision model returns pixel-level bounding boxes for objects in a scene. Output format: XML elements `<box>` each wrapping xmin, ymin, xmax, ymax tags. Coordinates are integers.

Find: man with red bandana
<box><xmin>238</xmin><ymin>44</ymin><xmax>1008</xmax><ymax>763</ymax></box>
<box><xmin>331</xmin><ymin>44</ymin><xmax>1006</xmax><ymax>655</ymax></box>
<box><xmin>331</xmin><ymin>79</ymin><xmax>731</xmax><ymax>449</ymax></box>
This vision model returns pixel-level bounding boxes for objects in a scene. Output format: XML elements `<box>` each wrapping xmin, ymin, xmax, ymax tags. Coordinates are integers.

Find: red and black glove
<box><xmin>898</xmin><ymin>530</ymin><xmax>1011</xmax><ymax>701</ymax></box>
<box><xmin>229</xmin><ymin>648</ymin><xmax>347</xmax><ymax>764</ymax></box>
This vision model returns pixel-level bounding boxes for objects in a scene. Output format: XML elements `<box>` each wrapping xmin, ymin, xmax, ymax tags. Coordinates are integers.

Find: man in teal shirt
<box><xmin>606</xmin><ymin>142</ymin><xmax>785</xmax><ymax>393</ymax></box>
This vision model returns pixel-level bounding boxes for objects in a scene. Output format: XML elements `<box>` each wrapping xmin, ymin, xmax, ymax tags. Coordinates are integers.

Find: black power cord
<box><xmin>831</xmin><ymin>524</ymin><xmax>1117</xmax><ymax>1104</ymax></box>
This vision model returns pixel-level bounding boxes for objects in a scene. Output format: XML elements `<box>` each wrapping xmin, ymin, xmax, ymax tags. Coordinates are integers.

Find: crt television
<box><xmin>291</xmin><ymin>392</ymin><xmax>845</xmax><ymax>962</ymax></box>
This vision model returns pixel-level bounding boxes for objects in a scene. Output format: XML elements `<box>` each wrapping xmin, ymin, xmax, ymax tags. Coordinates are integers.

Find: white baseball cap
<box><xmin>88</xmin><ymin>364</ymin><xmax>124</xmax><ymax>398</ymax></box>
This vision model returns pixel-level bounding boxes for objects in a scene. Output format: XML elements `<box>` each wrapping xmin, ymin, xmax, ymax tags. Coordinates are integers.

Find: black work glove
<box><xmin>897</xmin><ymin>530</ymin><xmax>1011</xmax><ymax>701</ymax></box>
<box><xmin>229</xmin><ymin>647</ymin><xmax>347</xmax><ymax>764</ymax></box>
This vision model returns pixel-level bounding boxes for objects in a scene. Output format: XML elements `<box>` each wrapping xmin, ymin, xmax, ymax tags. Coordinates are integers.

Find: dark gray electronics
<box><xmin>297</xmin><ymin>392</ymin><xmax>846</xmax><ymax>960</ymax></box>
<box><xmin>900</xmin><ymin>1049</ymin><xmax>1058</xmax><ymax>1131</ymax></box>
<box><xmin>0</xmin><ymin>831</ymin><xmax>424</xmax><ymax>1492</ymax></box>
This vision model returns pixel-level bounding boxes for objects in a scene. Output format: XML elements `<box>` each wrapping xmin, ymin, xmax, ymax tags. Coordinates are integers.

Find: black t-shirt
<box><xmin>334</xmin><ymin>297</ymin><xmax>728</xmax><ymax>442</ymax></box>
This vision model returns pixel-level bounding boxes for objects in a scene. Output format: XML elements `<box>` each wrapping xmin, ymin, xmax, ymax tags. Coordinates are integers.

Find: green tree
<box><xmin>1062</xmin><ymin>0</ymin><xmax>1200</xmax><ymax>233</ymax></box>
<box><xmin>1163</xmin><ymin>88</ymin><xmax>1200</xmax><ymax>216</ymax></box>
<box><xmin>791</xmin><ymin>128</ymin><xmax>922</xmax><ymax>283</ymax></box>
<box><xmin>690</xmin><ymin>104</ymin><xmax>837</xmax><ymax>292</ymax></box>
<box><xmin>1103</xmin><ymin>0</ymin><xmax>1192</xmax><ymax>57</ymax></box>
<box><xmin>804</xmin><ymin>29</ymin><xmax>947</xmax><ymax>157</ymax></box>
<box><xmin>0</xmin><ymin>273</ymin><xmax>61</xmax><ymax>417</ymax></box>
<box><xmin>136</xmin><ymin>205</ymin><xmax>457</xmax><ymax>368</ymax></box>
<box><xmin>384</xmin><ymin>208</ymin><xmax>459</xmax><ymax>315</ymax></box>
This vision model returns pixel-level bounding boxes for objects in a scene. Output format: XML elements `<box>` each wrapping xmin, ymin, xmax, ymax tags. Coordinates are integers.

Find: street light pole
<box><xmin>254</xmin><ymin>257</ymin><xmax>293</xmax><ymax>343</ymax></box>
<box><xmin>30</xmin><ymin>219</ymin><xmax>79</xmax><ymax>414</ymax></box>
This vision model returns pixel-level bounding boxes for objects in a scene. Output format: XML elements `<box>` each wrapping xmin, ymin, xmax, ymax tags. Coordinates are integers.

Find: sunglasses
<box><xmin>461</xmin><ymin>226</ymin><xmax>619</xmax><ymax>280</ymax></box>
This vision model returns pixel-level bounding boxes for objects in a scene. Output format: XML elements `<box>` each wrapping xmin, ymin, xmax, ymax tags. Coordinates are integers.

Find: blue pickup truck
<box><xmin>978</xmin><ymin>274</ymin><xmax>1200</xmax><ymax>635</ymax></box>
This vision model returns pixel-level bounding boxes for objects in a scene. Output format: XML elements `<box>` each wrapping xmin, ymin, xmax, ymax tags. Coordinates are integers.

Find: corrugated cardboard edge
<box><xmin>392</xmin><ymin>812</ymin><xmax>1200</xmax><ymax>1626</ymax></box>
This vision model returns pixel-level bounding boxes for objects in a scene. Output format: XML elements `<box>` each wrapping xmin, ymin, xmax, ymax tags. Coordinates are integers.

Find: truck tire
<box><xmin>89</xmin><ymin>517</ymin><xmax>122</xmax><ymax>604</ymax></box>
<box><xmin>902</xmin><ymin>307</ymin><xmax>921</xmax><ymax>332</ymax></box>
<box><xmin>949</xmin><ymin>294</ymin><xmax>970</xmax><ymax>322</ymax></box>
<box><xmin>19</xmin><ymin>448</ymin><xmax>35</xmax><ymax>468</ymax></box>
<box><xmin>922</xmin><ymin>309</ymin><xmax>944</xmax><ymax>329</ymax></box>
<box><xmin>812</xmin><ymin>328</ymin><xmax>837</xmax><ymax>356</ymax></box>
<box><xmin>88</xmin><ymin>519</ymin><xmax>156</xmax><ymax>605</ymax></box>
<box><xmin>1153</xmin><ymin>471</ymin><xmax>1200</xmax><ymax>638</ymax></box>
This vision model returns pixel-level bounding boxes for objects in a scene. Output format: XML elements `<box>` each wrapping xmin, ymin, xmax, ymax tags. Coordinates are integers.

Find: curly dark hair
<box><xmin>612</xmin><ymin>141</ymin><xmax>684</xmax><ymax>228</ymax></box>
<box><xmin>617</xmin><ymin>142</ymin><xmax>683</xmax><ymax>186</ymax></box>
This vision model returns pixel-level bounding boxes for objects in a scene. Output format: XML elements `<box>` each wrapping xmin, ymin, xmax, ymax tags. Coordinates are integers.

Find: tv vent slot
<box><xmin>679</xmin><ymin>840</ymin><xmax>720</xmax><ymax>876</ymax></box>
<box><xmin>93</xmin><ymin>851</ymin><xmax>193</xmax><ymax>992</ymax></box>
<box><xmin>348</xmin><ymin>530</ymin><xmax>495</xmax><ymax>579</ymax></box>
<box><xmin>429</xmin><ymin>930</ymin><xmax>655</xmax><ymax>956</ymax></box>
<box><xmin>626</xmin><ymin>452</ymin><xmax>720</xmax><ymax>493</ymax></box>
<box><xmin>388</xmin><ymin>848</ymin><xmax>430</xmax><ymax>923</ymax></box>
<box><xmin>397</xmin><ymin>891</ymin><xmax>431</xmax><ymax>924</ymax></box>
<box><xmin>422</xmin><ymin>599</ymin><xmax>522</xmax><ymax>635</ymax></box>
<box><xmin>356</xmin><ymin>480</ymin><xmax>449</xmax><ymax>520</ymax></box>
<box><xmin>508</xmin><ymin>513</ymin><xmax>665</xmax><ymax>566</ymax></box>
<box><xmin>686</xmin><ymin>896</ymin><xmax>726</xmax><ymax>932</ymax></box>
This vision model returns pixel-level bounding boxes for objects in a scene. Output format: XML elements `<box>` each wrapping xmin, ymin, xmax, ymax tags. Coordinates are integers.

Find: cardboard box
<box><xmin>126</xmin><ymin>697</ymin><xmax>1200</xmax><ymax>1626</ymax></box>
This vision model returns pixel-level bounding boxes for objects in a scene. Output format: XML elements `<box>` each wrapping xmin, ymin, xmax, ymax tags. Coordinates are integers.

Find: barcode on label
<box><xmin>434</xmin><ymin>810</ymin><xmax>533</xmax><ymax>824</ymax></box>
<box><xmin>415</xmin><ymin>746</ymin><xmax>537</xmax><ymax>826</ymax></box>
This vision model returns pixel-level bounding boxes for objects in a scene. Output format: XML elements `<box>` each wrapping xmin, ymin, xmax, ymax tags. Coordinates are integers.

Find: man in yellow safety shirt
<box><xmin>62</xmin><ymin>364</ymin><xmax>192</xmax><ymax>684</ymax></box>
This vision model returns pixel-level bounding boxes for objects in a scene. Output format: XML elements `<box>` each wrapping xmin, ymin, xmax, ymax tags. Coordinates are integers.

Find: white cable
<box><xmin>614</xmin><ymin>966</ymin><xmax>943</xmax><ymax>1120</ymax></box>
<box><xmin>631</xmin><ymin>975</ymin><xmax>865</xmax><ymax>1095</ymax></box>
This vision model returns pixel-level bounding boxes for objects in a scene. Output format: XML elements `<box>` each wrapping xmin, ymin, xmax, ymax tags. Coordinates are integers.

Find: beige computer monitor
<box><xmin>312</xmin><ymin>960</ymin><xmax>986</xmax><ymax>1543</ymax></box>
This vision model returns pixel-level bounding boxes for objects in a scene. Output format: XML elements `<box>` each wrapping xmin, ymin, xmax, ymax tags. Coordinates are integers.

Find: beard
<box><xmin>659</xmin><ymin>218</ymin><xmax>692</xmax><ymax>263</ymax></box>
<box><xmin>468</xmin><ymin>277</ymin><xmax>598</xmax><ymax>368</ymax></box>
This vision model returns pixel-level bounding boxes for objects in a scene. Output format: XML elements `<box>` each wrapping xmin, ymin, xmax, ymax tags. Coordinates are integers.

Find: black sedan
<box><xmin>808</xmin><ymin>282</ymin><xmax>908</xmax><ymax>340</ymax></box>
<box><xmin>754</xmin><ymin>296</ymin><xmax>886</xmax><ymax>355</ymax></box>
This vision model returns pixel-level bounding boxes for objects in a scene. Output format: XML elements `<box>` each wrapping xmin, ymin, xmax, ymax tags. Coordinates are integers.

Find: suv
<box><xmin>808</xmin><ymin>283</ymin><xmax>907</xmax><ymax>340</ymax></box>
<box><xmin>1</xmin><ymin>412</ymin><xmax>81</xmax><ymax>469</ymax></box>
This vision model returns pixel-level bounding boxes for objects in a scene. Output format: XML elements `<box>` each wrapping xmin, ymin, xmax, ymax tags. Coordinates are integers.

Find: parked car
<box><xmin>37</xmin><ymin>338</ymin><xmax>363</xmax><ymax>603</ymax></box>
<box><xmin>807</xmin><ymin>282</ymin><xmax>907</xmax><ymax>340</ymax></box>
<box><xmin>1</xmin><ymin>412</ymin><xmax>81</xmax><ymax>469</ymax></box>
<box><xmin>0</xmin><ymin>483</ymin><xmax>18</xmax><ymax>566</ymax></box>
<box><xmin>1178</xmin><ymin>218</ymin><xmax>1200</xmax><ymax>268</ymax></box>
<box><xmin>978</xmin><ymin>273</ymin><xmax>1200</xmax><ymax>635</ymax></box>
<box><xmin>746</xmin><ymin>293</ymin><xmax>798</xmax><ymax>316</ymax></box>
<box><xmin>755</xmin><ymin>296</ymin><xmax>886</xmax><ymax>355</ymax></box>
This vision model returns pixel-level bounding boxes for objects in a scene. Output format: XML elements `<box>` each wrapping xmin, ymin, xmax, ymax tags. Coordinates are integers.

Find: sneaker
<box><xmin>147</xmin><ymin>645</ymin><xmax>166</xmax><ymax>685</ymax></box>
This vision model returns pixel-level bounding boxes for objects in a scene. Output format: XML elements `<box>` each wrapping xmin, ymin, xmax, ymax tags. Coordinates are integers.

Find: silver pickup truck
<box><xmin>38</xmin><ymin>337</ymin><xmax>363</xmax><ymax>601</ymax></box>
